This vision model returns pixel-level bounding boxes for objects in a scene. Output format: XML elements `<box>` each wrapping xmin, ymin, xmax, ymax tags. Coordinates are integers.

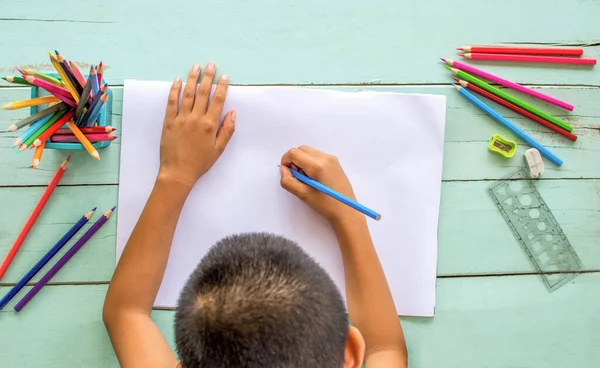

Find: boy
<box><xmin>103</xmin><ymin>64</ymin><xmax>408</xmax><ymax>367</ymax></box>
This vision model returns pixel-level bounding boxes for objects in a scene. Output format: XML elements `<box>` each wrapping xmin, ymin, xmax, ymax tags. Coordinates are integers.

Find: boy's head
<box><xmin>174</xmin><ymin>233</ymin><xmax>364</xmax><ymax>368</ymax></box>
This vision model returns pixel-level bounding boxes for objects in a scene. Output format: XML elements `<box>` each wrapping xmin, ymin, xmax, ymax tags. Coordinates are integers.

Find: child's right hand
<box><xmin>280</xmin><ymin>146</ymin><xmax>365</xmax><ymax>227</ymax></box>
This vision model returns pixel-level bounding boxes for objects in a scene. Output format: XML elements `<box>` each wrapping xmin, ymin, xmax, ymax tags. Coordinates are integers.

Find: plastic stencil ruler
<box><xmin>489</xmin><ymin>169</ymin><xmax>582</xmax><ymax>291</ymax></box>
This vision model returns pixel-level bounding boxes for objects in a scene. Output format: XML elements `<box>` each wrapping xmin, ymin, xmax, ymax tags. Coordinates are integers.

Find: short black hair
<box><xmin>174</xmin><ymin>233</ymin><xmax>348</xmax><ymax>368</ymax></box>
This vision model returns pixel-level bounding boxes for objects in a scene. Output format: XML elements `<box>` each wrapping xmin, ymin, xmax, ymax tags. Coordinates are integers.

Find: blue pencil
<box><xmin>288</xmin><ymin>167</ymin><xmax>381</xmax><ymax>221</ymax></box>
<box><xmin>0</xmin><ymin>208</ymin><xmax>95</xmax><ymax>310</ymax></box>
<box><xmin>91</xmin><ymin>66</ymin><xmax>100</xmax><ymax>97</ymax></box>
<box><xmin>454</xmin><ymin>84</ymin><xmax>563</xmax><ymax>167</ymax></box>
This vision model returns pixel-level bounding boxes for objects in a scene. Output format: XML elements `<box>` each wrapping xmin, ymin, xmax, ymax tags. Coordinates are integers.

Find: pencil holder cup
<box><xmin>29</xmin><ymin>75</ymin><xmax>113</xmax><ymax>151</ymax></box>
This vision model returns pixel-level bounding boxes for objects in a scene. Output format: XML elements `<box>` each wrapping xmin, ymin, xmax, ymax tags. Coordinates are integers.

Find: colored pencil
<box><xmin>446</xmin><ymin>67</ymin><xmax>573</xmax><ymax>132</ymax></box>
<box><xmin>457</xmin><ymin>46</ymin><xmax>584</xmax><ymax>56</ymax></box>
<box><xmin>24</xmin><ymin>76</ymin><xmax>77</xmax><ymax>108</ymax></box>
<box><xmin>14</xmin><ymin>112</ymin><xmax>58</xmax><ymax>147</ymax></box>
<box><xmin>90</xmin><ymin>66</ymin><xmax>99</xmax><ymax>96</ymax></box>
<box><xmin>2</xmin><ymin>96</ymin><xmax>59</xmax><ymax>110</ymax></box>
<box><xmin>461</xmin><ymin>53</ymin><xmax>597</xmax><ymax>65</ymax></box>
<box><xmin>66</xmin><ymin>121</ymin><xmax>100</xmax><ymax>160</ymax></box>
<box><xmin>78</xmin><ymin>91</ymin><xmax>103</xmax><ymax>126</ymax></box>
<box><xmin>20</xmin><ymin>108</ymin><xmax>69</xmax><ymax>150</ymax></box>
<box><xmin>2</xmin><ymin>76</ymin><xmax>31</xmax><ymax>86</ymax></box>
<box><xmin>55</xmin><ymin>126</ymin><xmax>116</xmax><ymax>134</ymax></box>
<box><xmin>51</xmin><ymin>133</ymin><xmax>117</xmax><ymax>143</ymax></box>
<box><xmin>453</xmin><ymin>84</ymin><xmax>563</xmax><ymax>166</ymax></box>
<box><xmin>0</xmin><ymin>157</ymin><xmax>71</xmax><ymax>280</ymax></box>
<box><xmin>68</xmin><ymin>61</ymin><xmax>87</xmax><ymax>89</ymax></box>
<box><xmin>7</xmin><ymin>102</ymin><xmax>65</xmax><ymax>133</ymax></box>
<box><xmin>32</xmin><ymin>110</ymin><xmax>75</xmax><ymax>148</ymax></box>
<box><xmin>97</xmin><ymin>61</ymin><xmax>104</xmax><ymax>85</ymax></box>
<box><xmin>457</xmin><ymin>79</ymin><xmax>578</xmax><ymax>142</ymax></box>
<box><xmin>14</xmin><ymin>206</ymin><xmax>115</xmax><ymax>312</ymax></box>
<box><xmin>0</xmin><ymin>209</ymin><xmax>95</xmax><ymax>310</ymax></box>
<box><xmin>32</xmin><ymin>141</ymin><xmax>45</xmax><ymax>168</ymax></box>
<box><xmin>85</xmin><ymin>94</ymin><xmax>108</xmax><ymax>127</ymax></box>
<box><xmin>74</xmin><ymin>73</ymin><xmax>94</xmax><ymax>121</ymax></box>
<box><xmin>55</xmin><ymin>51</ymin><xmax>83</xmax><ymax>93</ymax></box>
<box><xmin>49</xmin><ymin>52</ymin><xmax>80</xmax><ymax>103</ymax></box>
<box><xmin>20</xmin><ymin>68</ymin><xmax>65</xmax><ymax>87</ymax></box>
<box><xmin>441</xmin><ymin>58</ymin><xmax>574</xmax><ymax>111</ymax></box>
<box><xmin>288</xmin><ymin>167</ymin><xmax>381</xmax><ymax>220</ymax></box>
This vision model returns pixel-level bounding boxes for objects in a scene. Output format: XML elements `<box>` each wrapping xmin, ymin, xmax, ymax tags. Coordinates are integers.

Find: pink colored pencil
<box><xmin>24</xmin><ymin>76</ymin><xmax>77</xmax><ymax>107</ymax></box>
<box><xmin>462</xmin><ymin>53</ymin><xmax>596</xmax><ymax>65</ymax></box>
<box><xmin>441</xmin><ymin>58</ymin><xmax>574</xmax><ymax>111</ymax></box>
<box><xmin>50</xmin><ymin>133</ymin><xmax>117</xmax><ymax>143</ymax></box>
<box><xmin>457</xmin><ymin>46</ymin><xmax>584</xmax><ymax>56</ymax></box>
<box><xmin>68</xmin><ymin>61</ymin><xmax>87</xmax><ymax>89</ymax></box>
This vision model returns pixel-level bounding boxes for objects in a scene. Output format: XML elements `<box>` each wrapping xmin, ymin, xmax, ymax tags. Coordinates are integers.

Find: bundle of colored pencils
<box><xmin>457</xmin><ymin>45</ymin><xmax>596</xmax><ymax>65</ymax></box>
<box><xmin>1</xmin><ymin>51</ymin><xmax>116</xmax><ymax>167</ymax></box>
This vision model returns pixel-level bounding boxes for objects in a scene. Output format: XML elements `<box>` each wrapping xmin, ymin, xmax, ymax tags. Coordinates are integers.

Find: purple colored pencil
<box><xmin>14</xmin><ymin>206</ymin><xmax>116</xmax><ymax>312</ymax></box>
<box><xmin>441</xmin><ymin>58</ymin><xmax>574</xmax><ymax>111</ymax></box>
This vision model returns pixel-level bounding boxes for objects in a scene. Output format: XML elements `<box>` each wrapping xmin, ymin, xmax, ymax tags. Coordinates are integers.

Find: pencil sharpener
<box><xmin>488</xmin><ymin>134</ymin><xmax>517</xmax><ymax>158</ymax></box>
<box><xmin>30</xmin><ymin>74</ymin><xmax>112</xmax><ymax>151</ymax></box>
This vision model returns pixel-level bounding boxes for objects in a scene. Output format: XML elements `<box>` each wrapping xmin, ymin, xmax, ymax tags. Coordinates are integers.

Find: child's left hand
<box><xmin>157</xmin><ymin>63</ymin><xmax>236</xmax><ymax>189</ymax></box>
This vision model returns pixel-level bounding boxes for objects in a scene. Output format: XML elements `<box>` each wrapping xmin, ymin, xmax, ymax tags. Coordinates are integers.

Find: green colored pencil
<box><xmin>20</xmin><ymin>108</ymin><xmax>68</xmax><ymax>150</ymax></box>
<box><xmin>2</xmin><ymin>76</ymin><xmax>31</xmax><ymax>86</ymax></box>
<box><xmin>21</xmin><ymin>68</ymin><xmax>66</xmax><ymax>87</ymax></box>
<box><xmin>446</xmin><ymin>66</ymin><xmax>573</xmax><ymax>132</ymax></box>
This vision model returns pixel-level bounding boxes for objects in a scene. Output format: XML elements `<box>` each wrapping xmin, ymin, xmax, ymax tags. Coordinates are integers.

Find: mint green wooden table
<box><xmin>1</xmin><ymin>1</ymin><xmax>599</xmax><ymax>366</ymax></box>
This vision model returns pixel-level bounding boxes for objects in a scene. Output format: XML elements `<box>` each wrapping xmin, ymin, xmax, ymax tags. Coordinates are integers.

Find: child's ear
<box><xmin>343</xmin><ymin>326</ymin><xmax>365</xmax><ymax>368</ymax></box>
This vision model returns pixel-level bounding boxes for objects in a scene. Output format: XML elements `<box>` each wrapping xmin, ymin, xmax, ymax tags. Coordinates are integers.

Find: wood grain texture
<box><xmin>0</xmin><ymin>179</ymin><xmax>597</xmax><ymax>285</ymax></box>
<box><xmin>0</xmin><ymin>86</ymin><xmax>598</xmax><ymax>187</ymax></box>
<box><xmin>0</xmin><ymin>0</ymin><xmax>599</xmax><ymax>85</ymax></box>
<box><xmin>1</xmin><ymin>274</ymin><xmax>599</xmax><ymax>367</ymax></box>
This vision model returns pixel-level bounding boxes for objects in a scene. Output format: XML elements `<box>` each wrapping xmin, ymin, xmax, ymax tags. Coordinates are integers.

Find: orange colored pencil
<box><xmin>32</xmin><ymin>111</ymin><xmax>75</xmax><ymax>148</ymax></box>
<box><xmin>66</xmin><ymin>121</ymin><xmax>100</xmax><ymax>160</ymax></box>
<box><xmin>32</xmin><ymin>141</ymin><xmax>46</xmax><ymax>169</ymax></box>
<box><xmin>0</xmin><ymin>156</ymin><xmax>70</xmax><ymax>280</ymax></box>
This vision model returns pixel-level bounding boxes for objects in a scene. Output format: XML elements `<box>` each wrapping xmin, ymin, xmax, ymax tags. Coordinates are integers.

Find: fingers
<box><xmin>280</xmin><ymin>164</ymin><xmax>309</xmax><ymax>199</ymax></box>
<box><xmin>193</xmin><ymin>62</ymin><xmax>216</xmax><ymax>114</ymax></box>
<box><xmin>180</xmin><ymin>65</ymin><xmax>202</xmax><ymax>114</ymax></box>
<box><xmin>207</xmin><ymin>74</ymin><xmax>229</xmax><ymax>120</ymax></box>
<box><xmin>164</xmin><ymin>77</ymin><xmax>182</xmax><ymax>121</ymax></box>
<box><xmin>215</xmin><ymin>110</ymin><xmax>236</xmax><ymax>154</ymax></box>
<box><xmin>280</xmin><ymin>147</ymin><xmax>321</xmax><ymax>177</ymax></box>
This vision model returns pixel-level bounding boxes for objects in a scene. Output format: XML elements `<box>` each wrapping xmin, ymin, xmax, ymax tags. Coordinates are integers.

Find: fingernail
<box><xmin>192</xmin><ymin>64</ymin><xmax>200</xmax><ymax>73</ymax></box>
<box><xmin>174</xmin><ymin>77</ymin><xmax>181</xmax><ymax>85</ymax></box>
<box><xmin>207</xmin><ymin>62</ymin><xmax>216</xmax><ymax>72</ymax></box>
<box><xmin>220</xmin><ymin>74</ymin><xmax>229</xmax><ymax>81</ymax></box>
<box><xmin>231</xmin><ymin>110</ymin><xmax>236</xmax><ymax>122</ymax></box>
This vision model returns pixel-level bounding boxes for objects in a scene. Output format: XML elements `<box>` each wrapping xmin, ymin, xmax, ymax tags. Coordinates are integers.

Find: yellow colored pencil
<box><xmin>66</xmin><ymin>121</ymin><xmax>100</xmax><ymax>160</ymax></box>
<box><xmin>49</xmin><ymin>52</ymin><xmax>80</xmax><ymax>103</ymax></box>
<box><xmin>2</xmin><ymin>96</ymin><xmax>60</xmax><ymax>110</ymax></box>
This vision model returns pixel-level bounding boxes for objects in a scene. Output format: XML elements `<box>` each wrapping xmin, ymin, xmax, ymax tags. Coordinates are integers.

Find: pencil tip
<box><xmin>444</xmin><ymin>65</ymin><xmax>451</xmax><ymax>70</ymax></box>
<box><xmin>111</xmin><ymin>206</ymin><xmax>116</xmax><ymax>211</ymax></box>
<box><xmin>459</xmin><ymin>54</ymin><xmax>465</xmax><ymax>57</ymax></box>
<box><xmin>54</xmin><ymin>50</ymin><xmax>59</xmax><ymax>55</ymax></box>
<box><xmin>91</xmin><ymin>207</ymin><xmax>97</xmax><ymax>211</ymax></box>
<box><xmin>456</xmin><ymin>47</ymin><xmax>463</xmax><ymax>51</ymax></box>
<box><xmin>440</xmin><ymin>57</ymin><xmax>446</xmax><ymax>62</ymax></box>
<box><xmin>66</xmin><ymin>155</ymin><xmax>71</xmax><ymax>162</ymax></box>
<box><xmin>452</xmin><ymin>77</ymin><xmax>459</xmax><ymax>82</ymax></box>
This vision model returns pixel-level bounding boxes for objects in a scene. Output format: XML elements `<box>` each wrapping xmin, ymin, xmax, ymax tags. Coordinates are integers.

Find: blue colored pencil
<box><xmin>90</xmin><ymin>66</ymin><xmax>100</xmax><ymax>96</ymax></box>
<box><xmin>85</xmin><ymin>94</ymin><xmax>108</xmax><ymax>127</ymax></box>
<box><xmin>288</xmin><ymin>167</ymin><xmax>381</xmax><ymax>221</ymax></box>
<box><xmin>453</xmin><ymin>84</ymin><xmax>563</xmax><ymax>167</ymax></box>
<box><xmin>77</xmin><ymin>91</ymin><xmax>103</xmax><ymax>126</ymax></box>
<box><xmin>13</xmin><ymin>112</ymin><xmax>57</xmax><ymax>147</ymax></box>
<box><xmin>14</xmin><ymin>206</ymin><xmax>115</xmax><ymax>312</ymax></box>
<box><xmin>0</xmin><ymin>208</ymin><xmax>95</xmax><ymax>310</ymax></box>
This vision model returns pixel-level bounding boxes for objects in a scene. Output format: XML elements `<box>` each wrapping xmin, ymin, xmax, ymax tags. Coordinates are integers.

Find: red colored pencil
<box><xmin>0</xmin><ymin>157</ymin><xmax>70</xmax><ymax>280</ymax></box>
<box><xmin>455</xmin><ymin>79</ymin><xmax>577</xmax><ymax>142</ymax></box>
<box><xmin>457</xmin><ymin>46</ymin><xmax>583</xmax><ymax>56</ymax></box>
<box><xmin>55</xmin><ymin>126</ymin><xmax>116</xmax><ymax>134</ymax></box>
<box><xmin>32</xmin><ymin>111</ymin><xmax>75</xmax><ymax>147</ymax></box>
<box><xmin>68</xmin><ymin>61</ymin><xmax>88</xmax><ymax>89</ymax></box>
<box><xmin>50</xmin><ymin>133</ymin><xmax>117</xmax><ymax>143</ymax></box>
<box><xmin>97</xmin><ymin>61</ymin><xmax>104</xmax><ymax>85</ymax></box>
<box><xmin>462</xmin><ymin>53</ymin><xmax>596</xmax><ymax>65</ymax></box>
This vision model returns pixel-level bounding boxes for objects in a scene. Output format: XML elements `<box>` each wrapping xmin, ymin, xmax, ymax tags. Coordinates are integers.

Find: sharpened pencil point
<box><xmin>440</xmin><ymin>58</ymin><xmax>446</xmax><ymax>62</ymax></box>
<box><xmin>457</xmin><ymin>47</ymin><xmax>463</xmax><ymax>51</ymax></box>
<box><xmin>91</xmin><ymin>207</ymin><xmax>97</xmax><ymax>211</ymax></box>
<box><xmin>444</xmin><ymin>65</ymin><xmax>451</xmax><ymax>71</ymax></box>
<box><xmin>111</xmin><ymin>206</ymin><xmax>116</xmax><ymax>211</ymax></box>
<box><xmin>459</xmin><ymin>54</ymin><xmax>466</xmax><ymax>57</ymax></box>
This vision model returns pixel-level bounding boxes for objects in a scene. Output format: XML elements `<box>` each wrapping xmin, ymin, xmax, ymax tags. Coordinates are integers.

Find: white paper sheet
<box><xmin>118</xmin><ymin>81</ymin><xmax>446</xmax><ymax>317</ymax></box>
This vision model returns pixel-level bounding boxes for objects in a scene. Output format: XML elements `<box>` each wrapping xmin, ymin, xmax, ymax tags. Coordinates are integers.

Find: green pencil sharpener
<box><xmin>488</xmin><ymin>134</ymin><xmax>517</xmax><ymax>158</ymax></box>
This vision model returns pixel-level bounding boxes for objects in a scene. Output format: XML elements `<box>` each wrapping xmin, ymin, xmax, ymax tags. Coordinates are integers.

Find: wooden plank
<box><xmin>1</xmin><ymin>274</ymin><xmax>598</xmax><ymax>367</ymax></box>
<box><xmin>1</xmin><ymin>0</ymin><xmax>599</xmax><ymax>85</ymax></box>
<box><xmin>0</xmin><ymin>180</ymin><xmax>597</xmax><ymax>284</ymax></box>
<box><xmin>0</xmin><ymin>86</ymin><xmax>598</xmax><ymax>187</ymax></box>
